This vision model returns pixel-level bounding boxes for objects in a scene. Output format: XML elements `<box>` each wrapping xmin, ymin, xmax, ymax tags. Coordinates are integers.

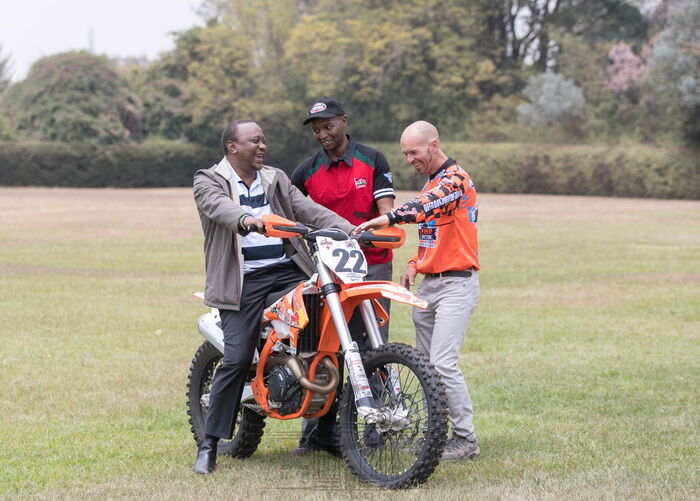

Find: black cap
<box><xmin>302</xmin><ymin>96</ymin><xmax>346</xmax><ymax>125</ymax></box>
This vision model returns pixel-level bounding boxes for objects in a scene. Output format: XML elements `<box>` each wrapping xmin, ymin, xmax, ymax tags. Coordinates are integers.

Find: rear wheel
<box><xmin>186</xmin><ymin>341</ymin><xmax>265</xmax><ymax>457</ymax></box>
<box><xmin>338</xmin><ymin>343</ymin><xmax>448</xmax><ymax>488</ymax></box>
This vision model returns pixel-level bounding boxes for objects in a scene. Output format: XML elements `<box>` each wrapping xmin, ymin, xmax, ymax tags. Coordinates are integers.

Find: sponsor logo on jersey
<box><xmin>468</xmin><ymin>205</ymin><xmax>478</xmax><ymax>223</ymax></box>
<box><xmin>418</xmin><ymin>221</ymin><xmax>437</xmax><ymax>246</ymax></box>
<box><xmin>384</xmin><ymin>172</ymin><xmax>393</xmax><ymax>183</ymax></box>
<box><xmin>354</xmin><ymin>177</ymin><xmax>367</xmax><ymax>189</ymax></box>
<box><xmin>418</xmin><ymin>228</ymin><xmax>437</xmax><ymax>242</ymax></box>
<box><xmin>422</xmin><ymin>190</ymin><xmax>462</xmax><ymax>211</ymax></box>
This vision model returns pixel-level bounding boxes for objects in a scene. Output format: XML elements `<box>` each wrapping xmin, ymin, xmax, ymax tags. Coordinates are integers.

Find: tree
<box><xmin>0</xmin><ymin>45</ymin><xmax>14</xmax><ymax>140</ymax></box>
<box><xmin>148</xmin><ymin>0</ymin><xmax>654</xmax><ymax>147</ymax></box>
<box><xmin>1</xmin><ymin>51</ymin><xmax>143</xmax><ymax>144</ymax></box>
<box><xmin>0</xmin><ymin>44</ymin><xmax>11</xmax><ymax>94</ymax></box>
<box><xmin>154</xmin><ymin>19</ymin><xmax>311</xmax><ymax>165</ymax></box>
<box><xmin>517</xmin><ymin>72</ymin><xmax>585</xmax><ymax>127</ymax></box>
<box><xmin>284</xmin><ymin>0</ymin><xmax>499</xmax><ymax>139</ymax></box>
<box><xmin>556</xmin><ymin>32</ymin><xmax>610</xmax><ymax>104</ymax></box>
<box><xmin>475</xmin><ymin>0</ymin><xmax>647</xmax><ymax>72</ymax></box>
<box><xmin>607</xmin><ymin>42</ymin><xmax>646</xmax><ymax>92</ymax></box>
<box><xmin>646</xmin><ymin>0</ymin><xmax>700</xmax><ymax>143</ymax></box>
<box><xmin>0</xmin><ymin>112</ymin><xmax>13</xmax><ymax>140</ymax></box>
<box><xmin>129</xmin><ymin>69</ymin><xmax>192</xmax><ymax>141</ymax></box>
<box><xmin>191</xmin><ymin>1</ymin><xmax>325</xmax><ymax>161</ymax></box>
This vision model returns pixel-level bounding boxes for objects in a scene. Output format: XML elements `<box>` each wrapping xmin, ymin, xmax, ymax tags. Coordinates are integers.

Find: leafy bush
<box><xmin>0</xmin><ymin>140</ymin><xmax>214</xmax><ymax>187</ymax></box>
<box><xmin>373</xmin><ymin>142</ymin><xmax>700</xmax><ymax>199</ymax></box>
<box><xmin>2</xmin><ymin>139</ymin><xmax>697</xmax><ymax>199</ymax></box>
<box><xmin>1</xmin><ymin>51</ymin><xmax>143</xmax><ymax>145</ymax></box>
<box><xmin>0</xmin><ymin>112</ymin><xmax>14</xmax><ymax>141</ymax></box>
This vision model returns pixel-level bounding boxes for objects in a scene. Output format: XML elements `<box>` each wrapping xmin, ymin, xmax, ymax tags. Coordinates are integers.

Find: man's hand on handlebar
<box><xmin>352</xmin><ymin>214</ymin><xmax>391</xmax><ymax>236</ymax></box>
<box><xmin>242</xmin><ymin>215</ymin><xmax>265</xmax><ymax>234</ymax></box>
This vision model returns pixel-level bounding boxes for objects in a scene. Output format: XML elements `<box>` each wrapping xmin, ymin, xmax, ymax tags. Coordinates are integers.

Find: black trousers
<box><xmin>205</xmin><ymin>260</ymin><xmax>308</xmax><ymax>439</ymax></box>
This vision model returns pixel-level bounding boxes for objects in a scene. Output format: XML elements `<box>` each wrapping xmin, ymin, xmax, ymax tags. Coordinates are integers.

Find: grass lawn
<box><xmin>0</xmin><ymin>187</ymin><xmax>698</xmax><ymax>500</ymax></box>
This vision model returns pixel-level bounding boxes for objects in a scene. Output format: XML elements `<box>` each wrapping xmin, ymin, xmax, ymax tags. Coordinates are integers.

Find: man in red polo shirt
<box><xmin>290</xmin><ymin>96</ymin><xmax>395</xmax><ymax>455</ymax></box>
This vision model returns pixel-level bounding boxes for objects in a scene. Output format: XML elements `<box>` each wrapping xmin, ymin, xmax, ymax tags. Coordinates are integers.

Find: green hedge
<box><xmin>0</xmin><ymin>140</ymin><xmax>215</xmax><ymax>187</ymax></box>
<box><xmin>1</xmin><ymin>140</ymin><xmax>698</xmax><ymax>198</ymax></box>
<box><xmin>372</xmin><ymin>142</ymin><xmax>700</xmax><ymax>199</ymax></box>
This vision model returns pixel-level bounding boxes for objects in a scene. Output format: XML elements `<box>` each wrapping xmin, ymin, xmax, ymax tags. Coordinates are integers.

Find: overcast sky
<box><xmin>0</xmin><ymin>0</ymin><xmax>204</xmax><ymax>82</ymax></box>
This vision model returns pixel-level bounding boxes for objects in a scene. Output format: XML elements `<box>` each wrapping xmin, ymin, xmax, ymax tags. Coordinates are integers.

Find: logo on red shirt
<box><xmin>354</xmin><ymin>177</ymin><xmax>367</xmax><ymax>189</ymax></box>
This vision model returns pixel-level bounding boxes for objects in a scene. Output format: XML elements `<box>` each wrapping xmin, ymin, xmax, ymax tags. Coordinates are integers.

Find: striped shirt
<box><xmin>226</xmin><ymin>161</ymin><xmax>289</xmax><ymax>273</ymax></box>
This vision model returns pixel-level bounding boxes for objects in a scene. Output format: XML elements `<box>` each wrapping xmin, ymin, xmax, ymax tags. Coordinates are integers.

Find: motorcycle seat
<box><xmin>263</xmin><ymin>283</ymin><xmax>298</xmax><ymax>308</ymax></box>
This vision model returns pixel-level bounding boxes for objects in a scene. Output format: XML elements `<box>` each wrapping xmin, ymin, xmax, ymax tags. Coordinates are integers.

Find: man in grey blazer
<box><xmin>192</xmin><ymin>119</ymin><xmax>355</xmax><ymax>474</ymax></box>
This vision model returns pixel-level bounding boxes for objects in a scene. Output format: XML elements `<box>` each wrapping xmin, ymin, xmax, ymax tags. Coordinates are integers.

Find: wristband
<box><xmin>385</xmin><ymin>210</ymin><xmax>397</xmax><ymax>226</ymax></box>
<box><xmin>238</xmin><ymin>213</ymin><xmax>251</xmax><ymax>231</ymax></box>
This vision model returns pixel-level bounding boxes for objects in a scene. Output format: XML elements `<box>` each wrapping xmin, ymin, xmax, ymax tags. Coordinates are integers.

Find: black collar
<box><xmin>429</xmin><ymin>157</ymin><xmax>457</xmax><ymax>179</ymax></box>
<box><xmin>322</xmin><ymin>135</ymin><xmax>356</xmax><ymax>169</ymax></box>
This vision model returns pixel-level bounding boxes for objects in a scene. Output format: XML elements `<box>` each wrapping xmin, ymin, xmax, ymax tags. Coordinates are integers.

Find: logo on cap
<box><xmin>310</xmin><ymin>102</ymin><xmax>327</xmax><ymax>114</ymax></box>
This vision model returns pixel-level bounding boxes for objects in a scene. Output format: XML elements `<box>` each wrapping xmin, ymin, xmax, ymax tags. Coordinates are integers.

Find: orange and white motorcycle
<box><xmin>187</xmin><ymin>214</ymin><xmax>448</xmax><ymax>488</ymax></box>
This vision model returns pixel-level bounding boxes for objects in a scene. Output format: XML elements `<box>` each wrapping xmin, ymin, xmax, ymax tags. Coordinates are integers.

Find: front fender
<box><xmin>341</xmin><ymin>281</ymin><xmax>428</xmax><ymax>309</ymax></box>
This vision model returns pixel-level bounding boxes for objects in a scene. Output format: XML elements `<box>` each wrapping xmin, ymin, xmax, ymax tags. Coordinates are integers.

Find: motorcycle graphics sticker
<box><xmin>348</xmin><ymin>283</ymin><xmax>428</xmax><ymax>309</ymax></box>
<box><xmin>317</xmin><ymin>236</ymin><xmax>367</xmax><ymax>283</ymax></box>
<box><xmin>345</xmin><ymin>342</ymin><xmax>373</xmax><ymax>401</ymax></box>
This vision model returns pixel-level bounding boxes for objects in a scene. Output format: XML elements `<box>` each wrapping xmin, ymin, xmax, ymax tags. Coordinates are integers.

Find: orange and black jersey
<box><xmin>394</xmin><ymin>158</ymin><xmax>479</xmax><ymax>274</ymax></box>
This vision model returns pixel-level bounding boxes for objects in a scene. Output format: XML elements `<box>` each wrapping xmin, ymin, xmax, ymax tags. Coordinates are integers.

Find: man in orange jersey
<box><xmin>355</xmin><ymin>120</ymin><xmax>480</xmax><ymax>461</ymax></box>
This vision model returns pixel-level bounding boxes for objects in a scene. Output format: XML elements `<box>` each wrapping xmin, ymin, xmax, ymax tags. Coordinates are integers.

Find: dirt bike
<box><xmin>186</xmin><ymin>214</ymin><xmax>448</xmax><ymax>488</ymax></box>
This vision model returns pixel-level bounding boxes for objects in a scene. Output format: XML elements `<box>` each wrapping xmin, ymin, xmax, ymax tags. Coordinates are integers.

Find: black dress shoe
<box><xmin>193</xmin><ymin>436</ymin><xmax>218</xmax><ymax>474</ymax></box>
<box><xmin>309</xmin><ymin>431</ymin><xmax>342</xmax><ymax>458</ymax></box>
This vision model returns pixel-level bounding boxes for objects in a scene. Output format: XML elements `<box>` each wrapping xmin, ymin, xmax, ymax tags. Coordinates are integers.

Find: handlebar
<box><xmin>245</xmin><ymin>224</ymin><xmax>263</xmax><ymax>234</ymax></box>
<box><xmin>255</xmin><ymin>214</ymin><xmax>405</xmax><ymax>249</ymax></box>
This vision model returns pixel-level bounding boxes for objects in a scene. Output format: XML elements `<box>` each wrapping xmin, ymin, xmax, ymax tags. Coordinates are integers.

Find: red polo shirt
<box><xmin>291</xmin><ymin>136</ymin><xmax>395</xmax><ymax>264</ymax></box>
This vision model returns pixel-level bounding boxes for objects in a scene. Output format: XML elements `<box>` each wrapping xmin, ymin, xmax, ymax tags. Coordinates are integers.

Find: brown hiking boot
<box><xmin>441</xmin><ymin>435</ymin><xmax>480</xmax><ymax>461</ymax></box>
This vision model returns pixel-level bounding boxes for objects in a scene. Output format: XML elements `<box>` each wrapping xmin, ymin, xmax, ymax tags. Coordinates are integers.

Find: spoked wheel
<box><xmin>186</xmin><ymin>341</ymin><xmax>266</xmax><ymax>457</ymax></box>
<box><xmin>338</xmin><ymin>343</ymin><xmax>448</xmax><ymax>488</ymax></box>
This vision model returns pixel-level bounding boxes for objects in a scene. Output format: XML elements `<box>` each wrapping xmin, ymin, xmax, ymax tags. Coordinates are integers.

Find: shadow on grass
<box><xmin>212</xmin><ymin>428</ymin><xmax>437</xmax><ymax>493</ymax></box>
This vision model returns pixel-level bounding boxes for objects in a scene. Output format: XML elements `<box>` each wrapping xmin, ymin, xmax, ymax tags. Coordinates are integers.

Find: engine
<box><xmin>267</xmin><ymin>365</ymin><xmax>303</xmax><ymax>415</ymax></box>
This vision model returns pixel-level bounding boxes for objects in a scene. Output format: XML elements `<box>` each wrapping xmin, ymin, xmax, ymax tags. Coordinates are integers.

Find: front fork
<box><xmin>359</xmin><ymin>300</ymin><xmax>384</xmax><ymax>349</ymax></box>
<box><xmin>315</xmin><ymin>258</ymin><xmax>401</xmax><ymax>422</ymax></box>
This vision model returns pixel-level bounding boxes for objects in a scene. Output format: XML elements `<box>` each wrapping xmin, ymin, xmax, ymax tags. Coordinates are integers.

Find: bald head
<box><xmin>401</xmin><ymin>120</ymin><xmax>440</xmax><ymax>145</ymax></box>
<box><xmin>400</xmin><ymin>120</ymin><xmax>447</xmax><ymax>176</ymax></box>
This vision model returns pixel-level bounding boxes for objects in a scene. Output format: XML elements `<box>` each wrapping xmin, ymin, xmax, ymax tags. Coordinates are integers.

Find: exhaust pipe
<box><xmin>286</xmin><ymin>356</ymin><xmax>339</xmax><ymax>394</ymax></box>
<box><xmin>198</xmin><ymin>312</ymin><xmax>339</xmax><ymax>395</ymax></box>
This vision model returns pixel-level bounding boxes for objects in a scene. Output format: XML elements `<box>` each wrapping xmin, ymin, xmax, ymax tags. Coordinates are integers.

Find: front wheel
<box><xmin>186</xmin><ymin>341</ymin><xmax>265</xmax><ymax>457</ymax></box>
<box><xmin>338</xmin><ymin>343</ymin><xmax>449</xmax><ymax>488</ymax></box>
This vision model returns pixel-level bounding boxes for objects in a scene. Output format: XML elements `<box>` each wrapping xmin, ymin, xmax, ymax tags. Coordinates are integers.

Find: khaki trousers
<box><xmin>413</xmin><ymin>272</ymin><xmax>479</xmax><ymax>439</ymax></box>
